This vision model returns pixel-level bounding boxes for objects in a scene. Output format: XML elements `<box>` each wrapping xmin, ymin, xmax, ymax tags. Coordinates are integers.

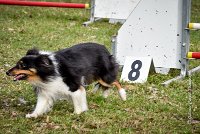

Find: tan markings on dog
<box><xmin>98</xmin><ymin>79</ymin><xmax>123</xmax><ymax>90</ymax></box>
<box><xmin>112</xmin><ymin>81</ymin><xmax>122</xmax><ymax>91</ymax></box>
<box><xmin>79</xmin><ymin>86</ymin><xmax>85</xmax><ymax>91</ymax></box>
<box><xmin>27</xmin><ymin>75</ymin><xmax>41</xmax><ymax>82</ymax></box>
<box><xmin>29</xmin><ymin>68</ymin><xmax>37</xmax><ymax>73</ymax></box>
<box><xmin>12</xmin><ymin>69</ymin><xmax>36</xmax><ymax>76</ymax></box>
<box><xmin>98</xmin><ymin>79</ymin><xmax>112</xmax><ymax>88</ymax></box>
<box><xmin>11</xmin><ymin>69</ymin><xmax>41</xmax><ymax>82</ymax></box>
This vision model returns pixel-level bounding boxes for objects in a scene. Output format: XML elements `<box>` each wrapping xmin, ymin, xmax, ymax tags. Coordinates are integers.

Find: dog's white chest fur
<box><xmin>32</xmin><ymin>77</ymin><xmax>71</xmax><ymax>100</ymax></box>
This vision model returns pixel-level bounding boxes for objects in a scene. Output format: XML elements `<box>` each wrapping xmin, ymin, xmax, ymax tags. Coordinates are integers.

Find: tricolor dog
<box><xmin>6</xmin><ymin>43</ymin><xmax>126</xmax><ymax>118</ymax></box>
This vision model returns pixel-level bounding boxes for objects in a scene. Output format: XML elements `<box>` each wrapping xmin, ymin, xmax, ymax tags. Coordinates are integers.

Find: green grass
<box><xmin>0</xmin><ymin>0</ymin><xmax>200</xmax><ymax>133</ymax></box>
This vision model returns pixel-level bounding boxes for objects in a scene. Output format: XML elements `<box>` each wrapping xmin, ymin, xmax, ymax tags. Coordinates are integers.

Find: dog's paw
<box><xmin>103</xmin><ymin>89</ymin><xmax>110</xmax><ymax>98</ymax></box>
<box><xmin>82</xmin><ymin>105</ymin><xmax>88</xmax><ymax>112</ymax></box>
<box><xmin>74</xmin><ymin>109</ymin><xmax>88</xmax><ymax>115</ymax></box>
<box><xmin>26</xmin><ymin>113</ymin><xmax>38</xmax><ymax>118</ymax></box>
<box><xmin>74</xmin><ymin>107</ymin><xmax>88</xmax><ymax>114</ymax></box>
<box><xmin>73</xmin><ymin>110</ymin><xmax>82</xmax><ymax>115</ymax></box>
<box><xmin>118</xmin><ymin>88</ymin><xmax>126</xmax><ymax>101</ymax></box>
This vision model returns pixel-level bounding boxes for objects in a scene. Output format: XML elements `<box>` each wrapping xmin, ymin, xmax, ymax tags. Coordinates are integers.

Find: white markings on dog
<box><xmin>49</xmin><ymin>54</ymin><xmax>60</xmax><ymax>75</ymax></box>
<box><xmin>93</xmin><ymin>83</ymin><xmax>100</xmax><ymax>93</ymax></box>
<box><xmin>103</xmin><ymin>89</ymin><xmax>110</xmax><ymax>98</ymax></box>
<box><xmin>71</xmin><ymin>86</ymin><xmax>88</xmax><ymax>114</ymax></box>
<box><xmin>118</xmin><ymin>88</ymin><xmax>126</xmax><ymax>101</ymax></box>
<box><xmin>39</xmin><ymin>51</ymin><xmax>52</xmax><ymax>55</ymax></box>
<box><xmin>26</xmin><ymin>76</ymin><xmax>88</xmax><ymax>118</ymax></box>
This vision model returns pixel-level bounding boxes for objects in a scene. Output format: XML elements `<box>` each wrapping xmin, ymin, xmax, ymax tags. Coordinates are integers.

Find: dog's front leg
<box><xmin>71</xmin><ymin>86</ymin><xmax>88</xmax><ymax>114</ymax></box>
<box><xmin>26</xmin><ymin>92</ymin><xmax>53</xmax><ymax>118</ymax></box>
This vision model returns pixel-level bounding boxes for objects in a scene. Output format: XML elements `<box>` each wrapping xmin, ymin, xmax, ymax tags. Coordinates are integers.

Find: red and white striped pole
<box><xmin>0</xmin><ymin>0</ymin><xmax>89</xmax><ymax>9</ymax></box>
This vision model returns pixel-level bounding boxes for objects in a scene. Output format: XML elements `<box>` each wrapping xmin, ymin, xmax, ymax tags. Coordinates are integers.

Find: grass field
<box><xmin>0</xmin><ymin>0</ymin><xmax>200</xmax><ymax>133</ymax></box>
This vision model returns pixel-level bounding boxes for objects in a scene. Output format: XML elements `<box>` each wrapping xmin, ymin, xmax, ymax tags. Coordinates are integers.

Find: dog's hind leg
<box><xmin>98</xmin><ymin>79</ymin><xmax>126</xmax><ymax>101</ymax></box>
<box><xmin>97</xmin><ymin>79</ymin><xmax>111</xmax><ymax>98</ymax></box>
<box><xmin>92</xmin><ymin>82</ymin><xmax>110</xmax><ymax>98</ymax></box>
<box><xmin>102</xmin><ymin>87</ymin><xmax>110</xmax><ymax>98</ymax></box>
<box><xmin>71</xmin><ymin>86</ymin><xmax>88</xmax><ymax>114</ymax></box>
<box><xmin>93</xmin><ymin>83</ymin><xmax>100</xmax><ymax>93</ymax></box>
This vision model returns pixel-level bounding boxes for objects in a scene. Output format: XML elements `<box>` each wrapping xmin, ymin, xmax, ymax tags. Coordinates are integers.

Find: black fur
<box><xmin>26</xmin><ymin>48</ymin><xmax>40</xmax><ymax>55</ymax></box>
<box><xmin>55</xmin><ymin>43</ymin><xmax>119</xmax><ymax>92</ymax></box>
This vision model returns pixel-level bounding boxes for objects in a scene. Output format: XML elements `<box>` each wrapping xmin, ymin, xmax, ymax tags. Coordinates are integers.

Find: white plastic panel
<box><xmin>94</xmin><ymin>0</ymin><xmax>140</xmax><ymax>20</ymax></box>
<box><xmin>115</xmin><ymin>0</ymin><xmax>183</xmax><ymax>69</ymax></box>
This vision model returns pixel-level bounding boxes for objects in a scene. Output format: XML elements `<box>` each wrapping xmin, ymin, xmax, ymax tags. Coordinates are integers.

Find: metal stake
<box><xmin>188</xmin><ymin>71</ymin><xmax>192</xmax><ymax>124</ymax></box>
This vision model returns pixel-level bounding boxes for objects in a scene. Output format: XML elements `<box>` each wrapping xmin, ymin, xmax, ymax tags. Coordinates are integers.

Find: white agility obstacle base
<box><xmin>83</xmin><ymin>0</ymin><xmax>140</xmax><ymax>25</ymax></box>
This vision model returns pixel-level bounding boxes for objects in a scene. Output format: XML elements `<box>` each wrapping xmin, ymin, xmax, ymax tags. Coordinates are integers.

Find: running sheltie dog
<box><xmin>6</xmin><ymin>43</ymin><xmax>126</xmax><ymax>118</ymax></box>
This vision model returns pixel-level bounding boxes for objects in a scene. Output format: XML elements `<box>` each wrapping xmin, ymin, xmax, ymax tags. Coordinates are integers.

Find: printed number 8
<box><xmin>128</xmin><ymin>60</ymin><xmax>142</xmax><ymax>81</ymax></box>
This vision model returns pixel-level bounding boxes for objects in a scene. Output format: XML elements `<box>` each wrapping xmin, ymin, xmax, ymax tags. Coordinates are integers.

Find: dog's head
<box><xmin>6</xmin><ymin>49</ymin><xmax>55</xmax><ymax>82</ymax></box>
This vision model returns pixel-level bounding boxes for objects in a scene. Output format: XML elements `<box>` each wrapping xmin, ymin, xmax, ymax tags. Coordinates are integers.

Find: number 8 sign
<box><xmin>120</xmin><ymin>56</ymin><xmax>153</xmax><ymax>83</ymax></box>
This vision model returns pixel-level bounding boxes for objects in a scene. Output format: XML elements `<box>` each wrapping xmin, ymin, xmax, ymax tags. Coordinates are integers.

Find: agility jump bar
<box><xmin>0</xmin><ymin>0</ymin><xmax>89</xmax><ymax>9</ymax></box>
<box><xmin>188</xmin><ymin>23</ymin><xmax>200</xmax><ymax>30</ymax></box>
<box><xmin>187</xmin><ymin>52</ymin><xmax>200</xmax><ymax>59</ymax></box>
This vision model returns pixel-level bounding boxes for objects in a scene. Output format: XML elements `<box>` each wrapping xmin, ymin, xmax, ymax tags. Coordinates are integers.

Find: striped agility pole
<box><xmin>187</xmin><ymin>52</ymin><xmax>200</xmax><ymax>59</ymax></box>
<box><xmin>0</xmin><ymin>0</ymin><xmax>89</xmax><ymax>9</ymax></box>
<box><xmin>188</xmin><ymin>23</ymin><xmax>200</xmax><ymax>30</ymax></box>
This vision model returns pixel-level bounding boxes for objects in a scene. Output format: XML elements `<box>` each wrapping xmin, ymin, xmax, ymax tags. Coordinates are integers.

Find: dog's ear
<box><xmin>26</xmin><ymin>48</ymin><xmax>39</xmax><ymax>55</ymax></box>
<box><xmin>36</xmin><ymin>55</ymin><xmax>52</xmax><ymax>67</ymax></box>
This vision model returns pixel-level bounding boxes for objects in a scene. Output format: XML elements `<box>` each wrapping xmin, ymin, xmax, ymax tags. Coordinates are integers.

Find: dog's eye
<box><xmin>21</xmin><ymin>63</ymin><xmax>27</xmax><ymax>68</ymax></box>
<box><xmin>18</xmin><ymin>63</ymin><xmax>27</xmax><ymax>69</ymax></box>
